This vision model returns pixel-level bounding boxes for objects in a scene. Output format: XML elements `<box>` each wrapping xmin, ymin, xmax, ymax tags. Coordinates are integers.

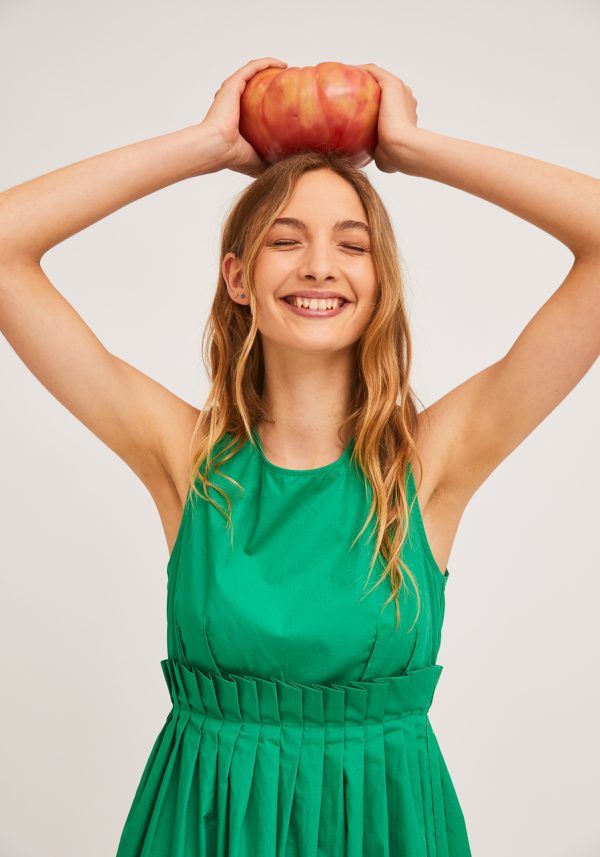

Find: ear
<box><xmin>222</xmin><ymin>252</ymin><xmax>250</xmax><ymax>305</ymax></box>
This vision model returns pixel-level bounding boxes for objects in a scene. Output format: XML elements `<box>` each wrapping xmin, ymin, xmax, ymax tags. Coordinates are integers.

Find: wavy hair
<box><xmin>184</xmin><ymin>150</ymin><xmax>426</xmax><ymax>631</ymax></box>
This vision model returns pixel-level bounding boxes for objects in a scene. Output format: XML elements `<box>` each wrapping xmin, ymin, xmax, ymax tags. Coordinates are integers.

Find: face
<box><xmin>222</xmin><ymin>169</ymin><xmax>378</xmax><ymax>356</ymax></box>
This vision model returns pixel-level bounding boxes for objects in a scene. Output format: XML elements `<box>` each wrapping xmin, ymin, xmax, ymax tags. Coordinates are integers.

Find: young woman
<box><xmin>1</xmin><ymin>56</ymin><xmax>598</xmax><ymax>856</ymax></box>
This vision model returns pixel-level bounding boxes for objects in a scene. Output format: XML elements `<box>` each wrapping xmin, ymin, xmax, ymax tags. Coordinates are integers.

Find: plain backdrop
<box><xmin>1</xmin><ymin>0</ymin><xmax>599</xmax><ymax>854</ymax></box>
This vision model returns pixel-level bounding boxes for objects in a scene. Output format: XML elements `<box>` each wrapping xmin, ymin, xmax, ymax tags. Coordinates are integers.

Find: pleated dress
<box><xmin>115</xmin><ymin>427</ymin><xmax>471</xmax><ymax>856</ymax></box>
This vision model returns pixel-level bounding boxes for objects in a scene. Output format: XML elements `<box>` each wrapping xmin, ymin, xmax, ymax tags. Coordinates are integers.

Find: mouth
<box><xmin>279</xmin><ymin>295</ymin><xmax>351</xmax><ymax>318</ymax></box>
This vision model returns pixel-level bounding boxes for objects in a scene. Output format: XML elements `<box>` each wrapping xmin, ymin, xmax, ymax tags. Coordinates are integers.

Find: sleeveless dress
<box><xmin>115</xmin><ymin>428</ymin><xmax>471</xmax><ymax>856</ymax></box>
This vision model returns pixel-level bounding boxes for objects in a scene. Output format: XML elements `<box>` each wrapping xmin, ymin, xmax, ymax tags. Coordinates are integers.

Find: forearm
<box><xmin>396</xmin><ymin>129</ymin><xmax>600</xmax><ymax>259</ymax></box>
<box><xmin>0</xmin><ymin>122</ymin><xmax>226</xmax><ymax>264</ymax></box>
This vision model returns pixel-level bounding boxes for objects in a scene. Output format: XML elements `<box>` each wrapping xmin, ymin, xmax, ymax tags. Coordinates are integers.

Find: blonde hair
<box><xmin>185</xmin><ymin>151</ymin><xmax>426</xmax><ymax>630</ymax></box>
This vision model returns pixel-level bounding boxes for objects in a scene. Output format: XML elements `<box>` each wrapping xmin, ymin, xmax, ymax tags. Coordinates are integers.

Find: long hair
<box><xmin>184</xmin><ymin>150</ymin><xmax>427</xmax><ymax>630</ymax></box>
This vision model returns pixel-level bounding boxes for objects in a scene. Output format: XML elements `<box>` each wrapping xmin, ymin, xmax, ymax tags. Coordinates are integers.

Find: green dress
<box><xmin>116</xmin><ymin>428</ymin><xmax>471</xmax><ymax>856</ymax></box>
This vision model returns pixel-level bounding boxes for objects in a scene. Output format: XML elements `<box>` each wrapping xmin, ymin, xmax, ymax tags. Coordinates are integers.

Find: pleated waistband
<box><xmin>160</xmin><ymin>657</ymin><xmax>443</xmax><ymax>728</ymax></box>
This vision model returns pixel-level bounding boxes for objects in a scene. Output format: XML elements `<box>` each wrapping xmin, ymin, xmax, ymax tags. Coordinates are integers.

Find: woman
<box><xmin>1</xmin><ymin>56</ymin><xmax>598</xmax><ymax>855</ymax></box>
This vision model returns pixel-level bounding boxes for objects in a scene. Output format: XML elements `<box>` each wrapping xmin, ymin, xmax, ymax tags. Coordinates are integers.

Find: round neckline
<box><xmin>250</xmin><ymin>425</ymin><xmax>354</xmax><ymax>476</ymax></box>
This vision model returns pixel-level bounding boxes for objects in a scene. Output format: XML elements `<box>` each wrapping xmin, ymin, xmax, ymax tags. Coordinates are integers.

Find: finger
<box><xmin>355</xmin><ymin>64</ymin><xmax>386</xmax><ymax>84</ymax></box>
<box><xmin>356</xmin><ymin>63</ymin><xmax>404</xmax><ymax>86</ymax></box>
<box><xmin>243</xmin><ymin>56</ymin><xmax>288</xmax><ymax>67</ymax></box>
<box><xmin>226</xmin><ymin>57</ymin><xmax>288</xmax><ymax>84</ymax></box>
<box><xmin>356</xmin><ymin>63</ymin><xmax>385</xmax><ymax>73</ymax></box>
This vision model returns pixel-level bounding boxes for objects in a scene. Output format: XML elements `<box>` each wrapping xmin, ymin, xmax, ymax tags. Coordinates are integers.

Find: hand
<box><xmin>355</xmin><ymin>63</ymin><xmax>421</xmax><ymax>174</ymax></box>
<box><xmin>200</xmin><ymin>57</ymin><xmax>288</xmax><ymax>178</ymax></box>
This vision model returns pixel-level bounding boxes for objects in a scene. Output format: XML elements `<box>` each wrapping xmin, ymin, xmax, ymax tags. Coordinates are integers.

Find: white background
<box><xmin>1</xmin><ymin>0</ymin><xmax>598</xmax><ymax>854</ymax></box>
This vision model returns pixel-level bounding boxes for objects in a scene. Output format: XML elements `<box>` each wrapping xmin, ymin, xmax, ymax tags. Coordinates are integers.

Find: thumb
<box><xmin>204</xmin><ymin>78</ymin><xmax>243</xmax><ymax>126</ymax></box>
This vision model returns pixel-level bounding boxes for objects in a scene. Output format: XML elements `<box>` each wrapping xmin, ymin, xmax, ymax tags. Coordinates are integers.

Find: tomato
<box><xmin>239</xmin><ymin>62</ymin><xmax>381</xmax><ymax>167</ymax></box>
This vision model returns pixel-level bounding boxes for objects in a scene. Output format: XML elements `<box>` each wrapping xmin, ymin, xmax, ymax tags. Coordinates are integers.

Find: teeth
<box><xmin>288</xmin><ymin>296</ymin><xmax>344</xmax><ymax>310</ymax></box>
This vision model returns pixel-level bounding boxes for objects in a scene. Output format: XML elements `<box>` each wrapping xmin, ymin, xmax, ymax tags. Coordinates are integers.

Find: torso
<box><xmin>150</xmin><ymin>409</ymin><xmax>467</xmax><ymax>577</ymax></box>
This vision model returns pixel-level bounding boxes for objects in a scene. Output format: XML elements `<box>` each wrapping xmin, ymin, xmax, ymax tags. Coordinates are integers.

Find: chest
<box><xmin>168</xmin><ymin>458</ymin><xmax>445</xmax><ymax>685</ymax></box>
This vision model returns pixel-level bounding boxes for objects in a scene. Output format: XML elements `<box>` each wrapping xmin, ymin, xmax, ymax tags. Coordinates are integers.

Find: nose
<box><xmin>297</xmin><ymin>241</ymin><xmax>340</xmax><ymax>283</ymax></box>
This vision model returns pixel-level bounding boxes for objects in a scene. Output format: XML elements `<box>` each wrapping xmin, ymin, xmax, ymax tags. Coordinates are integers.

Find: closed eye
<box><xmin>269</xmin><ymin>240</ymin><xmax>368</xmax><ymax>253</ymax></box>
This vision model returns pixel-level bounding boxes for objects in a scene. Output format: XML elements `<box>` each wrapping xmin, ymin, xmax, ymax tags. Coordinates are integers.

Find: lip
<box><xmin>282</xmin><ymin>291</ymin><xmax>350</xmax><ymax>300</ymax></box>
<box><xmin>279</xmin><ymin>296</ymin><xmax>350</xmax><ymax>319</ymax></box>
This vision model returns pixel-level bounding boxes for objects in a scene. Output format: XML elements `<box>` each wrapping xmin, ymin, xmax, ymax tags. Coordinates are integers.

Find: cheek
<box><xmin>252</xmin><ymin>259</ymin><xmax>288</xmax><ymax>299</ymax></box>
<box><xmin>355</xmin><ymin>280</ymin><xmax>379</xmax><ymax>310</ymax></box>
<box><xmin>351</xmin><ymin>303</ymin><xmax>377</xmax><ymax>332</ymax></box>
<box><xmin>350</xmin><ymin>287</ymin><xmax>379</xmax><ymax>328</ymax></box>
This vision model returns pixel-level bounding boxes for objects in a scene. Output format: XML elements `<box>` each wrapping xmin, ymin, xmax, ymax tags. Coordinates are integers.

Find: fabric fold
<box><xmin>116</xmin><ymin>431</ymin><xmax>472</xmax><ymax>856</ymax></box>
<box><xmin>116</xmin><ymin>657</ymin><xmax>471</xmax><ymax>856</ymax></box>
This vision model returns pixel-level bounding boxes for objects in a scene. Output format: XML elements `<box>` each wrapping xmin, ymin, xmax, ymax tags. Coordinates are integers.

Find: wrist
<box><xmin>173</xmin><ymin>122</ymin><xmax>230</xmax><ymax>179</ymax></box>
<box><xmin>388</xmin><ymin>128</ymin><xmax>436</xmax><ymax>177</ymax></box>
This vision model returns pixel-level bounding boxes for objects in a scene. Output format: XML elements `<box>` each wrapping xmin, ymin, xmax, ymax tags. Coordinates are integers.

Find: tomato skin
<box><xmin>239</xmin><ymin>62</ymin><xmax>381</xmax><ymax>167</ymax></box>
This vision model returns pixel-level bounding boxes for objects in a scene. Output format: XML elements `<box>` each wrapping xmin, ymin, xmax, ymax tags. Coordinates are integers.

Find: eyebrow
<box><xmin>270</xmin><ymin>217</ymin><xmax>371</xmax><ymax>236</ymax></box>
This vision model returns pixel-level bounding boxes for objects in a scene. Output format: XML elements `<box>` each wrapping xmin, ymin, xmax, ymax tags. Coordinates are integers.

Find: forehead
<box><xmin>271</xmin><ymin>170</ymin><xmax>370</xmax><ymax>234</ymax></box>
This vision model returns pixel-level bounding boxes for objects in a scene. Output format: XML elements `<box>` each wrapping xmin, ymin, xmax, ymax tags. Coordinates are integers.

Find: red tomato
<box><xmin>239</xmin><ymin>62</ymin><xmax>381</xmax><ymax>168</ymax></box>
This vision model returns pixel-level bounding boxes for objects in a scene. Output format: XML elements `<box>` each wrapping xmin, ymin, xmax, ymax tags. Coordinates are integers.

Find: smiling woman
<box><xmin>5</xmin><ymin>46</ymin><xmax>597</xmax><ymax>857</ymax></box>
<box><xmin>218</xmin><ymin>164</ymin><xmax>383</xmax><ymax>362</ymax></box>
<box><xmin>107</xmin><ymin>148</ymin><xmax>472</xmax><ymax>854</ymax></box>
<box><xmin>0</xmin><ymin>117</ymin><xmax>463</xmax><ymax>856</ymax></box>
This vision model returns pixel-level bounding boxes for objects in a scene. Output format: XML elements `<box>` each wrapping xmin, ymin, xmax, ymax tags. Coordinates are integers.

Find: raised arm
<box><xmin>0</xmin><ymin>57</ymin><xmax>287</xmax><ymax>531</ymax></box>
<box><xmin>0</xmin><ymin>124</ymin><xmax>225</xmax><ymax>265</ymax></box>
<box><xmin>361</xmin><ymin>63</ymin><xmax>600</xmax><ymax>504</ymax></box>
<box><xmin>0</xmin><ymin>122</ymin><xmax>227</xmax><ymax>501</ymax></box>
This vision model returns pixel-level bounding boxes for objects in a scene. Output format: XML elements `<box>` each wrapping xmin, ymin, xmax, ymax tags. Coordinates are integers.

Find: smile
<box><xmin>279</xmin><ymin>297</ymin><xmax>351</xmax><ymax>318</ymax></box>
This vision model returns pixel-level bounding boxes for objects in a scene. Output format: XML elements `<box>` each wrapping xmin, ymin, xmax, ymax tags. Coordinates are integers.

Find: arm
<box><xmin>397</xmin><ymin>129</ymin><xmax>600</xmax><ymax>501</ymax></box>
<box><xmin>0</xmin><ymin>123</ymin><xmax>226</xmax><ymax>264</ymax></box>
<box><xmin>0</xmin><ymin>58</ymin><xmax>290</xmax><ymax>507</ymax></box>
<box><xmin>0</xmin><ymin>123</ymin><xmax>226</xmax><ymax>497</ymax></box>
<box><xmin>360</xmin><ymin>63</ymin><xmax>600</xmax><ymax>502</ymax></box>
<box><xmin>396</xmin><ymin>128</ymin><xmax>600</xmax><ymax>260</ymax></box>
<box><xmin>0</xmin><ymin>53</ymin><xmax>288</xmax><ymax>262</ymax></box>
